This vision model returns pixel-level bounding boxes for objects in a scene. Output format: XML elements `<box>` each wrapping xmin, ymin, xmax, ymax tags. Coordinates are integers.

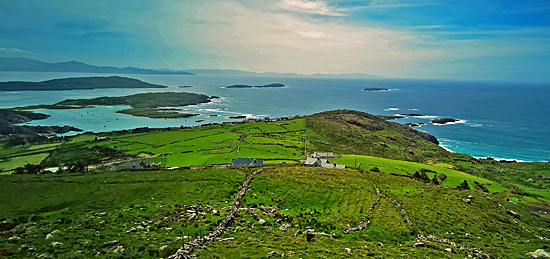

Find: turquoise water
<box><xmin>1</xmin><ymin>72</ymin><xmax>548</xmax><ymax>162</ymax></box>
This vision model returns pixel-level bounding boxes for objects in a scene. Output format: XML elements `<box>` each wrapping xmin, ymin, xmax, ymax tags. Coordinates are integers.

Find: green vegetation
<box><xmin>0</xmin><ymin>109</ymin><xmax>549</xmax><ymax>258</ymax></box>
<box><xmin>334</xmin><ymin>155</ymin><xmax>507</xmax><ymax>193</ymax></box>
<box><xmin>15</xmin><ymin>92</ymin><xmax>211</xmax><ymax>119</ymax></box>
<box><xmin>0</xmin><ymin>76</ymin><xmax>166</xmax><ymax>91</ymax></box>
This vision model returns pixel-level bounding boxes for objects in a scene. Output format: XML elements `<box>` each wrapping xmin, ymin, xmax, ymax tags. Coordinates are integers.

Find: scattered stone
<box><xmin>218</xmin><ymin>237</ymin><xmax>234</xmax><ymax>242</ymax></box>
<box><xmin>445</xmin><ymin>248</ymin><xmax>453</xmax><ymax>253</ymax></box>
<box><xmin>266</xmin><ymin>251</ymin><xmax>278</xmax><ymax>257</ymax></box>
<box><xmin>102</xmin><ymin>240</ymin><xmax>120</xmax><ymax>247</ymax></box>
<box><xmin>526</xmin><ymin>249</ymin><xmax>550</xmax><ymax>258</ymax></box>
<box><xmin>413</xmin><ymin>242</ymin><xmax>425</xmax><ymax>248</ymax></box>
<box><xmin>258</xmin><ymin>219</ymin><xmax>266</xmax><ymax>225</ymax></box>
<box><xmin>465</xmin><ymin>233</ymin><xmax>471</xmax><ymax>237</ymax></box>
<box><xmin>113</xmin><ymin>245</ymin><xmax>124</xmax><ymax>253</ymax></box>
<box><xmin>287</xmin><ymin>251</ymin><xmax>296</xmax><ymax>257</ymax></box>
<box><xmin>344</xmin><ymin>248</ymin><xmax>352</xmax><ymax>253</ymax></box>
<box><xmin>462</xmin><ymin>198</ymin><xmax>472</xmax><ymax>204</ymax></box>
<box><xmin>279</xmin><ymin>224</ymin><xmax>290</xmax><ymax>231</ymax></box>
<box><xmin>378</xmin><ymin>242</ymin><xmax>385</xmax><ymax>248</ymax></box>
<box><xmin>467</xmin><ymin>195</ymin><xmax>474</xmax><ymax>200</ymax></box>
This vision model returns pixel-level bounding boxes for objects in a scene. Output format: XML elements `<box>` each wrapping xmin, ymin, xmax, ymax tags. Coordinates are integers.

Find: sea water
<box><xmin>0</xmin><ymin>72</ymin><xmax>548</xmax><ymax>162</ymax></box>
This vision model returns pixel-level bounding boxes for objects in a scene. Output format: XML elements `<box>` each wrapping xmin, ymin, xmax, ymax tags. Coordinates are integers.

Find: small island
<box><xmin>16</xmin><ymin>92</ymin><xmax>211</xmax><ymax>119</ymax></box>
<box><xmin>225</xmin><ymin>83</ymin><xmax>285</xmax><ymax>89</ymax></box>
<box><xmin>401</xmin><ymin>113</ymin><xmax>425</xmax><ymax>117</ymax></box>
<box><xmin>362</xmin><ymin>87</ymin><xmax>389</xmax><ymax>92</ymax></box>
<box><xmin>178</xmin><ymin>85</ymin><xmax>193</xmax><ymax>88</ymax></box>
<box><xmin>432</xmin><ymin>118</ymin><xmax>459</xmax><ymax>125</ymax></box>
<box><xmin>0</xmin><ymin>76</ymin><xmax>167</xmax><ymax>91</ymax></box>
<box><xmin>228</xmin><ymin>115</ymin><xmax>247</xmax><ymax>119</ymax></box>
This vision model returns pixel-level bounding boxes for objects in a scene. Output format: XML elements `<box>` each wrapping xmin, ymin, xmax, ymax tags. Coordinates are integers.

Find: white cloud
<box><xmin>171</xmin><ymin>1</ymin><xmax>441</xmax><ymax>76</ymax></box>
<box><xmin>277</xmin><ymin>0</ymin><xmax>345</xmax><ymax>16</ymax></box>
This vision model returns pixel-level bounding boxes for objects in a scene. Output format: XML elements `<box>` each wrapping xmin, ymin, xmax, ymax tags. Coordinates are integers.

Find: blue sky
<box><xmin>1</xmin><ymin>0</ymin><xmax>549</xmax><ymax>81</ymax></box>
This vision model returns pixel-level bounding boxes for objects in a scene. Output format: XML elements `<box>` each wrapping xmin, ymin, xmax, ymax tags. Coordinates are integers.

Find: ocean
<box><xmin>1</xmin><ymin>71</ymin><xmax>548</xmax><ymax>162</ymax></box>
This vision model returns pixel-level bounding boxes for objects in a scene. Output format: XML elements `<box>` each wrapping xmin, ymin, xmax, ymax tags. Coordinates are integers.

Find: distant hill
<box><xmin>0</xmin><ymin>76</ymin><xmax>167</xmax><ymax>91</ymax></box>
<box><xmin>0</xmin><ymin>57</ymin><xmax>194</xmax><ymax>75</ymax></box>
<box><xmin>186</xmin><ymin>68</ymin><xmax>382</xmax><ymax>78</ymax></box>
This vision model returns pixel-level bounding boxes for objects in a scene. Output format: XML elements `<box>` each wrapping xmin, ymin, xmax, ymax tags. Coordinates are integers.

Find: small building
<box><xmin>230</xmin><ymin>158</ymin><xmax>264</xmax><ymax>167</ymax></box>
<box><xmin>304</xmin><ymin>157</ymin><xmax>345</xmax><ymax>169</ymax></box>
<box><xmin>311</xmin><ymin>152</ymin><xmax>336</xmax><ymax>159</ymax></box>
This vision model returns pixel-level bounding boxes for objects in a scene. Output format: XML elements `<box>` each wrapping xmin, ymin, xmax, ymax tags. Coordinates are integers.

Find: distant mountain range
<box><xmin>0</xmin><ymin>57</ymin><xmax>382</xmax><ymax>79</ymax></box>
<box><xmin>0</xmin><ymin>57</ymin><xmax>194</xmax><ymax>75</ymax></box>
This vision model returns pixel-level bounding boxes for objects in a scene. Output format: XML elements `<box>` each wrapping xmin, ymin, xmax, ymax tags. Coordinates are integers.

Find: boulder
<box><xmin>266</xmin><ymin>251</ymin><xmax>278</xmax><ymax>257</ymax></box>
<box><xmin>445</xmin><ymin>248</ymin><xmax>453</xmax><ymax>253</ymax></box>
<box><xmin>279</xmin><ymin>224</ymin><xmax>290</xmax><ymax>231</ymax></box>
<box><xmin>258</xmin><ymin>219</ymin><xmax>266</xmax><ymax>225</ymax></box>
<box><xmin>344</xmin><ymin>248</ymin><xmax>352</xmax><ymax>253</ymax></box>
<box><xmin>413</xmin><ymin>243</ymin><xmax>425</xmax><ymax>248</ymax></box>
<box><xmin>378</xmin><ymin>242</ymin><xmax>385</xmax><ymax>248</ymax></box>
<box><xmin>506</xmin><ymin>210</ymin><xmax>521</xmax><ymax>219</ymax></box>
<box><xmin>526</xmin><ymin>249</ymin><xmax>550</xmax><ymax>258</ymax></box>
<box><xmin>113</xmin><ymin>245</ymin><xmax>124</xmax><ymax>253</ymax></box>
<box><xmin>102</xmin><ymin>240</ymin><xmax>120</xmax><ymax>247</ymax></box>
<box><xmin>462</xmin><ymin>199</ymin><xmax>472</xmax><ymax>204</ymax></box>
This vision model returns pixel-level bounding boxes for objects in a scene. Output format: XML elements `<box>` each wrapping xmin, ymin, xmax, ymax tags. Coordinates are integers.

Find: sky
<box><xmin>1</xmin><ymin>0</ymin><xmax>549</xmax><ymax>81</ymax></box>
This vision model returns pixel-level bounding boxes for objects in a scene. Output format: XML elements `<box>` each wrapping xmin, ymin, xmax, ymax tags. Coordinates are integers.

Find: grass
<box><xmin>333</xmin><ymin>155</ymin><xmax>507</xmax><ymax>193</ymax></box>
<box><xmin>0</xmin><ymin>168</ymin><xmax>247</xmax><ymax>258</ymax></box>
<box><xmin>0</xmin><ymin>153</ymin><xmax>49</xmax><ymax>171</ymax></box>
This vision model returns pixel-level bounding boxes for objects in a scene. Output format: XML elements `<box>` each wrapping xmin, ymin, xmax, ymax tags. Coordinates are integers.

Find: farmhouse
<box><xmin>230</xmin><ymin>158</ymin><xmax>264</xmax><ymax>167</ymax></box>
<box><xmin>305</xmin><ymin>157</ymin><xmax>345</xmax><ymax>168</ymax></box>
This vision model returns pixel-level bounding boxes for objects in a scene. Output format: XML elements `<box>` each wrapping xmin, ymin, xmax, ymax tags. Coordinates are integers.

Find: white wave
<box><xmin>384</xmin><ymin>107</ymin><xmax>400</xmax><ymax>111</ymax></box>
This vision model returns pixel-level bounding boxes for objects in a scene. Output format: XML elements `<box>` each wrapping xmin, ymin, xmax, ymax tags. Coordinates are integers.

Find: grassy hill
<box><xmin>0</xmin><ymin>110</ymin><xmax>549</xmax><ymax>258</ymax></box>
<box><xmin>0</xmin><ymin>76</ymin><xmax>167</xmax><ymax>91</ymax></box>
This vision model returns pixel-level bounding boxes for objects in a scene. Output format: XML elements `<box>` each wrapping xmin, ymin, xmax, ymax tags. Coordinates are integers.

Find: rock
<box><xmin>413</xmin><ymin>242</ymin><xmax>425</xmax><ymax>248</ymax></box>
<box><xmin>465</xmin><ymin>233</ymin><xmax>471</xmax><ymax>236</ymax></box>
<box><xmin>344</xmin><ymin>248</ymin><xmax>352</xmax><ymax>253</ymax></box>
<box><xmin>507</xmin><ymin>210</ymin><xmax>521</xmax><ymax>219</ymax></box>
<box><xmin>102</xmin><ymin>240</ymin><xmax>120</xmax><ymax>247</ymax></box>
<box><xmin>258</xmin><ymin>219</ymin><xmax>266</xmax><ymax>225</ymax></box>
<box><xmin>462</xmin><ymin>198</ymin><xmax>472</xmax><ymax>204</ymax></box>
<box><xmin>218</xmin><ymin>237</ymin><xmax>234</xmax><ymax>242</ymax></box>
<box><xmin>445</xmin><ymin>248</ymin><xmax>453</xmax><ymax>253</ymax></box>
<box><xmin>378</xmin><ymin>242</ymin><xmax>385</xmax><ymax>248</ymax></box>
<box><xmin>113</xmin><ymin>245</ymin><xmax>124</xmax><ymax>253</ymax></box>
<box><xmin>467</xmin><ymin>195</ymin><xmax>474</xmax><ymax>200</ymax></box>
<box><xmin>45</xmin><ymin>230</ymin><xmax>61</xmax><ymax>240</ymax></box>
<box><xmin>279</xmin><ymin>224</ymin><xmax>290</xmax><ymax>231</ymax></box>
<box><xmin>266</xmin><ymin>251</ymin><xmax>278</xmax><ymax>257</ymax></box>
<box><xmin>287</xmin><ymin>251</ymin><xmax>296</xmax><ymax>257</ymax></box>
<box><xmin>8</xmin><ymin>236</ymin><xmax>20</xmax><ymax>241</ymax></box>
<box><xmin>526</xmin><ymin>249</ymin><xmax>550</xmax><ymax>258</ymax></box>
<box><xmin>49</xmin><ymin>241</ymin><xmax>63</xmax><ymax>247</ymax></box>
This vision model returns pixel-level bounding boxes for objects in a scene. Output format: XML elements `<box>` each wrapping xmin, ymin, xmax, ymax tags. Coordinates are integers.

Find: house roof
<box><xmin>231</xmin><ymin>158</ymin><xmax>264</xmax><ymax>166</ymax></box>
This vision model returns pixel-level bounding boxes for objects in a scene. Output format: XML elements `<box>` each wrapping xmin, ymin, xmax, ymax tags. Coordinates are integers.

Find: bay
<box><xmin>1</xmin><ymin>71</ymin><xmax>548</xmax><ymax>162</ymax></box>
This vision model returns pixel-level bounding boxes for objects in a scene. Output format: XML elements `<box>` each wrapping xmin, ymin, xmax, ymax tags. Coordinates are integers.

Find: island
<box><xmin>225</xmin><ymin>83</ymin><xmax>285</xmax><ymax>89</ymax></box>
<box><xmin>178</xmin><ymin>85</ymin><xmax>193</xmax><ymax>88</ymax></box>
<box><xmin>228</xmin><ymin>115</ymin><xmax>247</xmax><ymax>119</ymax></box>
<box><xmin>432</xmin><ymin>118</ymin><xmax>459</xmax><ymax>125</ymax></box>
<box><xmin>0</xmin><ymin>76</ymin><xmax>167</xmax><ymax>91</ymax></box>
<box><xmin>16</xmin><ymin>92</ymin><xmax>211</xmax><ymax>119</ymax></box>
<box><xmin>401</xmin><ymin>113</ymin><xmax>425</xmax><ymax>117</ymax></box>
<box><xmin>362</xmin><ymin>87</ymin><xmax>389</xmax><ymax>92</ymax></box>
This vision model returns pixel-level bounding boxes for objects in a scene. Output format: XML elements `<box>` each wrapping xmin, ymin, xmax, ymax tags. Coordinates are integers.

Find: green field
<box><xmin>98</xmin><ymin>118</ymin><xmax>306</xmax><ymax>167</ymax></box>
<box><xmin>333</xmin><ymin>155</ymin><xmax>508</xmax><ymax>193</ymax></box>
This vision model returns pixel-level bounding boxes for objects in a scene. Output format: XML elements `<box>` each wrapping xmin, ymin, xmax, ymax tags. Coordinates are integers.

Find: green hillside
<box><xmin>0</xmin><ymin>110</ymin><xmax>549</xmax><ymax>258</ymax></box>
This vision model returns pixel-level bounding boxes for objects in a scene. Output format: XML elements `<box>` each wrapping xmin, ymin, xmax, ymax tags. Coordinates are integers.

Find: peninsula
<box><xmin>0</xmin><ymin>76</ymin><xmax>167</xmax><ymax>91</ymax></box>
<box><xmin>16</xmin><ymin>92</ymin><xmax>212</xmax><ymax>119</ymax></box>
